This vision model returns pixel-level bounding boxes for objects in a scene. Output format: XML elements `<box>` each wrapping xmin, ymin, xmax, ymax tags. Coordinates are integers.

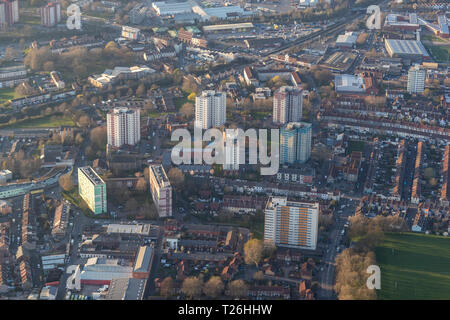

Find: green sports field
<box><xmin>426</xmin><ymin>45</ymin><xmax>450</xmax><ymax>63</ymax></box>
<box><xmin>375</xmin><ymin>233</ymin><xmax>450</xmax><ymax>300</ymax></box>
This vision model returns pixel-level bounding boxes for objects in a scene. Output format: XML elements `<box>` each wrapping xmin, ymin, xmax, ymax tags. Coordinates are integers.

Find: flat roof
<box><xmin>336</xmin><ymin>32</ymin><xmax>357</xmax><ymax>44</ymax></box>
<box><xmin>133</xmin><ymin>246</ymin><xmax>154</xmax><ymax>273</ymax></box>
<box><xmin>105</xmin><ymin>278</ymin><xmax>147</xmax><ymax>300</ymax></box>
<box><xmin>283</xmin><ymin>122</ymin><xmax>312</xmax><ymax>132</ymax></box>
<box><xmin>335</xmin><ymin>74</ymin><xmax>365</xmax><ymax>92</ymax></box>
<box><xmin>385</xmin><ymin>39</ymin><xmax>429</xmax><ymax>57</ymax></box>
<box><xmin>150</xmin><ymin>164</ymin><xmax>170</xmax><ymax>186</ymax></box>
<box><xmin>203</xmin><ymin>22</ymin><xmax>254</xmax><ymax>31</ymax></box>
<box><xmin>79</xmin><ymin>166</ymin><xmax>105</xmax><ymax>186</ymax></box>
<box><xmin>266</xmin><ymin>196</ymin><xmax>319</xmax><ymax>210</ymax></box>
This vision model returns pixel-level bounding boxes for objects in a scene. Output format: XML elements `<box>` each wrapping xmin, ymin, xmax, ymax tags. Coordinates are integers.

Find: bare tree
<box><xmin>135</xmin><ymin>177</ymin><xmax>147</xmax><ymax>193</ymax></box>
<box><xmin>160</xmin><ymin>277</ymin><xmax>175</xmax><ymax>297</ymax></box>
<box><xmin>227</xmin><ymin>280</ymin><xmax>248</xmax><ymax>299</ymax></box>
<box><xmin>253</xmin><ymin>271</ymin><xmax>265</xmax><ymax>282</ymax></box>
<box><xmin>244</xmin><ymin>238</ymin><xmax>264</xmax><ymax>266</ymax></box>
<box><xmin>90</xmin><ymin>126</ymin><xmax>107</xmax><ymax>150</ymax></box>
<box><xmin>181</xmin><ymin>276</ymin><xmax>203</xmax><ymax>299</ymax></box>
<box><xmin>179</xmin><ymin>102</ymin><xmax>194</xmax><ymax>119</ymax></box>
<box><xmin>335</xmin><ymin>249</ymin><xmax>377</xmax><ymax>300</ymax></box>
<box><xmin>4</xmin><ymin>47</ymin><xmax>18</xmax><ymax>61</ymax></box>
<box><xmin>168</xmin><ymin>167</ymin><xmax>185</xmax><ymax>189</ymax></box>
<box><xmin>59</xmin><ymin>173</ymin><xmax>74</xmax><ymax>192</ymax></box>
<box><xmin>203</xmin><ymin>276</ymin><xmax>224</xmax><ymax>299</ymax></box>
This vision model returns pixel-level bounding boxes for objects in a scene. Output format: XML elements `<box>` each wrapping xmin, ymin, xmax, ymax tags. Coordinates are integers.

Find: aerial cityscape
<box><xmin>0</xmin><ymin>0</ymin><xmax>448</xmax><ymax>304</ymax></box>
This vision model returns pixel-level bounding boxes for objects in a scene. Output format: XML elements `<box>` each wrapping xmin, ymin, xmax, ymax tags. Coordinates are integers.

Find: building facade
<box><xmin>407</xmin><ymin>64</ymin><xmax>425</xmax><ymax>94</ymax></box>
<box><xmin>195</xmin><ymin>90</ymin><xmax>226</xmax><ymax>129</ymax></box>
<box><xmin>41</xmin><ymin>2</ymin><xmax>61</xmax><ymax>27</ymax></box>
<box><xmin>78</xmin><ymin>166</ymin><xmax>107</xmax><ymax>215</ymax></box>
<box><xmin>0</xmin><ymin>0</ymin><xmax>19</xmax><ymax>26</ymax></box>
<box><xmin>122</xmin><ymin>26</ymin><xmax>140</xmax><ymax>40</ymax></box>
<box><xmin>264</xmin><ymin>197</ymin><xmax>319</xmax><ymax>250</ymax></box>
<box><xmin>280</xmin><ymin>122</ymin><xmax>312</xmax><ymax>164</ymax></box>
<box><xmin>148</xmin><ymin>165</ymin><xmax>172</xmax><ymax>217</ymax></box>
<box><xmin>273</xmin><ymin>86</ymin><xmax>303</xmax><ymax>125</ymax></box>
<box><xmin>107</xmin><ymin>107</ymin><xmax>141</xmax><ymax>148</ymax></box>
<box><xmin>223</xmin><ymin>130</ymin><xmax>241</xmax><ymax>171</ymax></box>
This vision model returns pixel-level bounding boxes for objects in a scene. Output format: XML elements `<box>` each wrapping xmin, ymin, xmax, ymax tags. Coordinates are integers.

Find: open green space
<box><xmin>174</xmin><ymin>93</ymin><xmax>189</xmax><ymax>111</ymax></box>
<box><xmin>346</xmin><ymin>140</ymin><xmax>365</xmax><ymax>155</ymax></box>
<box><xmin>0</xmin><ymin>114</ymin><xmax>76</xmax><ymax>129</ymax></box>
<box><xmin>425</xmin><ymin>45</ymin><xmax>450</xmax><ymax>62</ymax></box>
<box><xmin>0</xmin><ymin>87</ymin><xmax>20</xmax><ymax>105</ymax></box>
<box><xmin>422</xmin><ymin>34</ymin><xmax>448</xmax><ymax>42</ymax></box>
<box><xmin>19</xmin><ymin>14</ymin><xmax>41</xmax><ymax>25</ymax></box>
<box><xmin>375</xmin><ymin>232</ymin><xmax>450</xmax><ymax>300</ymax></box>
<box><xmin>62</xmin><ymin>188</ymin><xmax>93</xmax><ymax>217</ymax></box>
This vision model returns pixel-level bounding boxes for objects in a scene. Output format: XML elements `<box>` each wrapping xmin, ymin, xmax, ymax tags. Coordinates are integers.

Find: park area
<box><xmin>0</xmin><ymin>114</ymin><xmax>76</xmax><ymax>129</ymax></box>
<box><xmin>375</xmin><ymin>232</ymin><xmax>450</xmax><ymax>300</ymax></box>
<box><xmin>0</xmin><ymin>87</ymin><xmax>20</xmax><ymax>106</ymax></box>
<box><xmin>426</xmin><ymin>45</ymin><xmax>450</xmax><ymax>63</ymax></box>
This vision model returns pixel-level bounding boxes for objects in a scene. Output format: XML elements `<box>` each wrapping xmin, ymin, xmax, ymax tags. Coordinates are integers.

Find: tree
<box><xmin>181</xmin><ymin>276</ymin><xmax>203</xmax><ymax>299</ymax></box>
<box><xmin>135</xmin><ymin>177</ymin><xmax>147</xmax><ymax>193</ymax></box>
<box><xmin>136</xmin><ymin>83</ymin><xmax>146</xmax><ymax>97</ymax></box>
<box><xmin>312</xmin><ymin>68</ymin><xmax>333</xmax><ymax>86</ymax></box>
<box><xmin>78</xmin><ymin>115</ymin><xmax>91</xmax><ymax>128</ymax></box>
<box><xmin>203</xmin><ymin>276</ymin><xmax>224</xmax><ymax>299</ymax></box>
<box><xmin>160</xmin><ymin>277</ymin><xmax>175</xmax><ymax>297</ymax></box>
<box><xmin>179</xmin><ymin>102</ymin><xmax>194</xmax><ymax>119</ymax></box>
<box><xmin>14</xmin><ymin>83</ymin><xmax>34</xmax><ymax>97</ymax></box>
<box><xmin>187</xmin><ymin>92</ymin><xmax>196</xmax><ymax>101</ymax></box>
<box><xmin>267</xmin><ymin>75</ymin><xmax>287</xmax><ymax>89</ymax></box>
<box><xmin>335</xmin><ymin>249</ymin><xmax>377</xmax><ymax>300</ymax></box>
<box><xmin>4</xmin><ymin>47</ymin><xmax>17</xmax><ymax>61</ymax></box>
<box><xmin>168</xmin><ymin>167</ymin><xmax>185</xmax><ymax>189</ymax></box>
<box><xmin>105</xmin><ymin>41</ymin><xmax>118</xmax><ymax>50</ymax></box>
<box><xmin>364</xmin><ymin>96</ymin><xmax>386</xmax><ymax>108</ymax></box>
<box><xmin>182</xmin><ymin>76</ymin><xmax>199</xmax><ymax>93</ymax></box>
<box><xmin>263</xmin><ymin>243</ymin><xmax>277</xmax><ymax>259</ymax></box>
<box><xmin>59</xmin><ymin>173</ymin><xmax>74</xmax><ymax>192</ymax></box>
<box><xmin>227</xmin><ymin>280</ymin><xmax>248</xmax><ymax>299</ymax></box>
<box><xmin>75</xmin><ymin>133</ymin><xmax>84</xmax><ymax>145</ymax></box>
<box><xmin>90</xmin><ymin>126</ymin><xmax>107</xmax><ymax>150</ymax></box>
<box><xmin>253</xmin><ymin>271</ymin><xmax>265</xmax><ymax>282</ymax></box>
<box><xmin>244</xmin><ymin>239</ymin><xmax>264</xmax><ymax>266</ymax></box>
<box><xmin>43</xmin><ymin>61</ymin><xmax>55</xmax><ymax>72</ymax></box>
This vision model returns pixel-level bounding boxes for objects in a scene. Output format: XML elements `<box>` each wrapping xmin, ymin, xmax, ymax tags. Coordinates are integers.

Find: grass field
<box><xmin>19</xmin><ymin>14</ymin><xmax>42</xmax><ymax>25</ymax></box>
<box><xmin>174</xmin><ymin>93</ymin><xmax>189</xmax><ymax>111</ymax></box>
<box><xmin>426</xmin><ymin>45</ymin><xmax>450</xmax><ymax>63</ymax></box>
<box><xmin>346</xmin><ymin>140</ymin><xmax>365</xmax><ymax>155</ymax></box>
<box><xmin>422</xmin><ymin>34</ymin><xmax>448</xmax><ymax>42</ymax></box>
<box><xmin>0</xmin><ymin>87</ymin><xmax>19</xmax><ymax>105</ymax></box>
<box><xmin>375</xmin><ymin>232</ymin><xmax>450</xmax><ymax>300</ymax></box>
<box><xmin>2</xmin><ymin>114</ymin><xmax>76</xmax><ymax>129</ymax></box>
<box><xmin>62</xmin><ymin>188</ymin><xmax>94</xmax><ymax>217</ymax></box>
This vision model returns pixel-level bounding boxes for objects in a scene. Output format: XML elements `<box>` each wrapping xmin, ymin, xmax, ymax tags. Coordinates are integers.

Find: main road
<box><xmin>317</xmin><ymin>198</ymin><xmax>357</xmax><ymax>299</ymax></box>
